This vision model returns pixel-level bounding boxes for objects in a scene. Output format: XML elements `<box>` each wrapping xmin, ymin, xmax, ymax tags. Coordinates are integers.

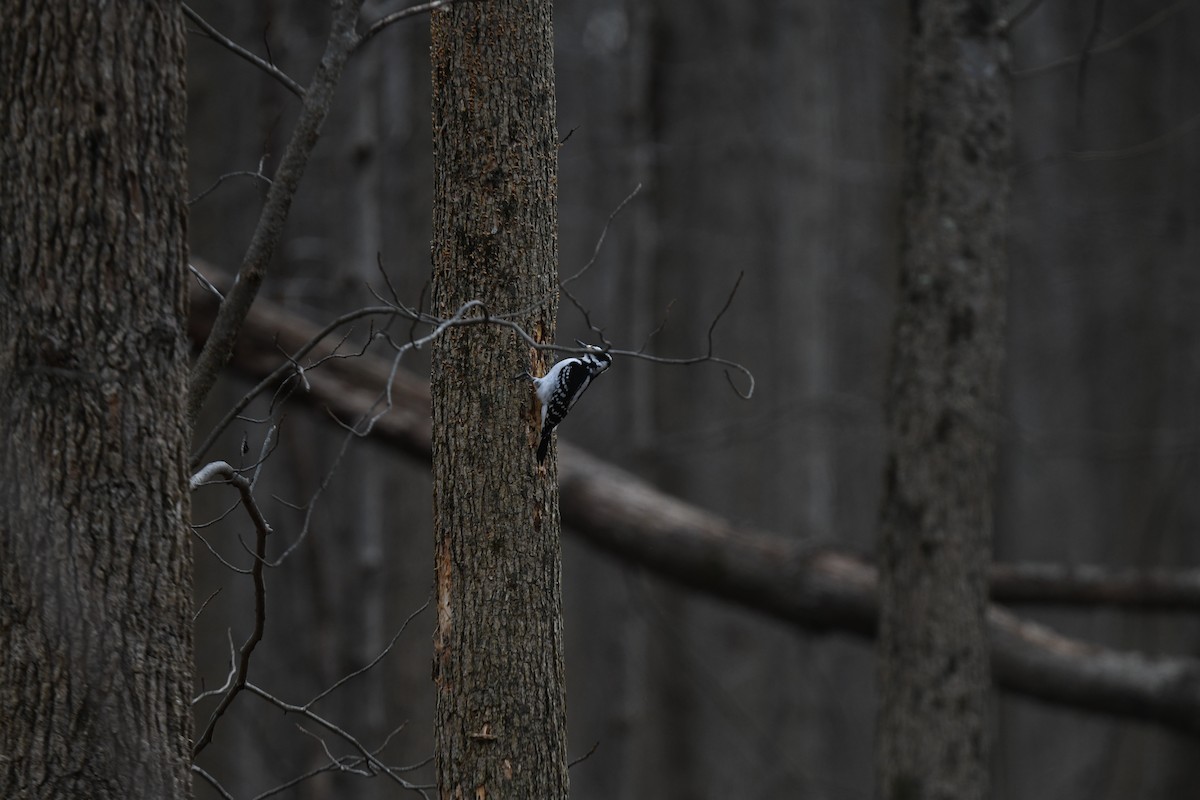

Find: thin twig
<box><xmin>305</xmin><ymin>595</ymin><xmax>432</xmax><ymax>707</ymax></box>
<box><xmin>1015</xmin><ymin>110</ymin><xmax>1200</xmax><ymax>175</ymax></box>
<box><xmin>192</xmin><ymin>764</ymin><xmax>236</xmax><ymax>800</ymax></box>
<box><xmin>244</xmin><ymin>682</ymin><xmax>432</xmax><ymax>797</ymax></box>
<box><xmin>608</xmin><ymin>271</ymin><xmax>754</xmax><ymax>398</ymax></box>
<box><xmin>1012</xmin><ymin>0</ymin><xmax>1191</xmax><ymax>78</ymax></box>
<box><xmin>189</xmin><ymin>263</ymin><xmax>225</xmax><ymax>301</ymax></box>
<box><xmin>189</xmin><ymin>169</ymin><xmax>272</xmax><ymax>205</ymax></box>
<box><xmin>193</xmin><ymin>586</ymin><xmax>223</xmax><ymax>624</ymax></box>
<box><xmin>998</xmin><ymin>0</ymin><xmax>1047</xmax><ymax>32</ymax></box>
<box><xmin>190</xmin><ymin>462</ymin><xmax>273</xmax><ymax>758</ymax></box>
<box><xmin>355</xmin><ymin>0</ymin><xmax>460</xmax><ymax>52</ymax></box>
<box><xmin>191</xmin><ymin>306</ymin><xmax>394</xmax><ymax>467</ymax></box>
<box><xmin>193</xmin><ymin>631</ymin><xmax>239</xmax><ymax>706</ymax></box>
<box><xmin>562</xmin><ymin>183</ymin><xmax>643</xmax><ymax>286</ymax></box>
<box><xmin>567</xmin><ymin>740</ymin><xmax>601</xmax><ymax>768</ymax></box>
<box><xmin>556</xmin><ymin>184</ymin><xmax>644</xmax><ymax>347</ymax></box>
<box><xmin>182</xmin><ymin>3</ymin><xmax>304</xmax><ymax>98</ymax></box>
<box><xmin>1073</xmin><ymin>0</ymin><xmax>1107</xmax><ymax>133</ymax></box>
<box><xmin>296</xmin><ymin>725</ymin><xmax>374</xmax><ymax>777</ymax></box>
<box><xmin>636</xmin><ymin>298</ymin><xmax>675</xmax><ymax>354</ymax></box>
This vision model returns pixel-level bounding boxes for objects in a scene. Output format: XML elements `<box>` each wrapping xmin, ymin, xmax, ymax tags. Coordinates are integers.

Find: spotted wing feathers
<box><xmin>532</xmin><ymin>350</ymin><xmax>611</xmax><ymax>463</ymax></box>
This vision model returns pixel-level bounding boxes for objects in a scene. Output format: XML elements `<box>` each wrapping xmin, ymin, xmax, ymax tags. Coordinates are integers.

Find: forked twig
<box><xmin>190</xmin><ymin>461</ymin><xmax>273</xmax><ymax>758</ymax></box>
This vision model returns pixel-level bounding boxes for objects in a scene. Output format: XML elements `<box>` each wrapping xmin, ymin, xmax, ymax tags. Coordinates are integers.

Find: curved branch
<box><xmin>186</xmin><ymin>269</ymin><xmax>1200</xmax><ymax>737</ymax></box>
<box><xmin>182</xmin><ymin>4</ymin><xmax>304</xmax><ymax>98</ymax></box>
<box><xmin>189</xmin><ymin>461</ymin><xmax>272</xmax><ymax>757</ymax></box>
<box><xmin>355</xmin><ymin>0</ymin><xmax>461</xmax><ymax>53</ymax></box>
<box><xmin>1011</xmin><ymin>0</ymin><xmax>1191</xmax><ymax>78</ymax></box>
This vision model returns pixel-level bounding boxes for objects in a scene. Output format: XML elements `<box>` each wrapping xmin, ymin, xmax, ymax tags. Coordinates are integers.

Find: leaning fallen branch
<box><xmin>188</xmin><ymin>270</ymin><xmax>1200</xmax><ymax>737</ymax></box>
<box><xmin>188</xmin><ymin>461</ymin><xmax>272</xmax><ymax>757</ymax></box>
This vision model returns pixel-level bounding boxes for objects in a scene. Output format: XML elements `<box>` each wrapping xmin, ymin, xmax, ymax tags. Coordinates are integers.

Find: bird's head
<box><xmin>575</xmin><ymin>339</ymin><xmax>612</xmax><ymax>373</ymax></box>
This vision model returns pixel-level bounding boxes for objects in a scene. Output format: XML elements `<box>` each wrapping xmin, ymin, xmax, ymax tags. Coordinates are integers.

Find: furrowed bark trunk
<box><xmin>875</xmin><ymin>2</ymin><xmax>1012</xmax><ymax>799</ymax></box>
<box><xmin>0</xmin><ymin>3</ymin><xmax>194</xmax><ymax>797</ymax></box>
<box><xmin>429</xmin><ymin>0</ymin><xmax>568</xmax><ymax>797</ymax></box>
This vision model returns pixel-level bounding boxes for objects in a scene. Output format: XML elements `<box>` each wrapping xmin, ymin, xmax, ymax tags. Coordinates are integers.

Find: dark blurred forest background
<box><xmin>183</xmin><ymin>1</ymin><xmax>1200</xmax><ymax>798</ymax></box>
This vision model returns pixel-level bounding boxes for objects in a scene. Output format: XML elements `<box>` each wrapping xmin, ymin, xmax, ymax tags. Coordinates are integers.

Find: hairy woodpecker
<box><xmin>518</xmin><ymin>341</ymin><xmax>612</xmax><ymax>463</ymax></box>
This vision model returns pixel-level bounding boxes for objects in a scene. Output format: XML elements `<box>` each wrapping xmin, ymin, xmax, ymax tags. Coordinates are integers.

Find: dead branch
<box><xmin>243</xmin><ymin>682</ymin><xmax>432</xmax><ymax>797</ymax></box>
<box><xmin>1011</xmin><ymin>0</ymin><xmax>1191</xmax><ymax>78</ymax></box>
<box><xmin>193</xmin><ymin>763</ymin><xmax>236</xmax><ymax>800</ymax></box>
<box><xmin>189</xmin><ymin>461</ymin><xmax>272</xmax><ymax>757</ymax></box>
<box><xmin>355</xmin><ymin>0</ymin><xmax>460</xmax><ymax>52</ymax></box>
<box><xmin>989</xmin><ymin>562</ymin><xmax>1200</xmax><ymax>609</ymax></box>
<box><xmin>182</xmin><ymin>4</ymin><xmax>304</xmax><ymax>98</ymax></box>
<box><xmin>187</xmin><ymin>266</ymin><xmax>1200</xmax><ymax>737</ymax></box>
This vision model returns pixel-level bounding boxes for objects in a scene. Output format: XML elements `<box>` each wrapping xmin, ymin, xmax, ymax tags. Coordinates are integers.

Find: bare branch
<box><xmin>355</xmin><ymin>0</ymin><xmax>460</xmax><ymax>52</ymax></box>
<box><xmin>1015</xmin><ymin>111</ymin><xmax>1200</xmax><ymax>174</ymax></box>
<box><xmin>244</xmin><ymin>682</ymin><xmax>432</xmax><ymax>797</ymax></box>
<box><xmin>567</xmin><ymin>740</ymin><xmax>600</xmax><ymax>769</ymax></box>
<box><xmin>190</xmin><ymin>298</ymin><xmax>393</xmax><ymax>467</ymax></box>
<box><xmin>193</xmin><ymin>764</ymin><xmax>236</xmax><ymax>800</ymax></box>
<box><xmin>186</xmin><ymin>287</ymin><xmax>1200</xmax><ymax>736</ymax></box>
<box><xmin>295</xmin><ymin>725</ymin><xmax>374</xmax><ymax>777</ymax></box>
<box><xmin>562</xmin><ymin>183</ymin><xmax>643</xmax><ymax>286</ymax></box>
<box><xmin>551</xmin><ymin>186</ymin><xmax>751</xmax><ymax>396</ymax></box>
<box><xmin>556</xmin><ymin>184</ymin><xmax>644</xmax><ymax>348</ymax></box>
<box><xmin>189</xmin><ymin>168</ymin><xmax>272</xmax><ymax>206</ymax></box>
<box><xmin>990</xmin><ymin>562</ymin><xmax>1200</xmax><ymax>610</ymax></box>
<box><xmin>1072</xmin><ymin>0</ymin><xmax>1107</xmax><ymax>132</ymax></box>
<box><xmin>1065</xmin><ymin>111</ymin><xmax>1200</xmax><ymax>162</ymax></box>
<box><xmin>190</xmin><ymin>462</ymin><xmax>273</xmax><ymax>758</ymax></box>
<box><xmin>304</xmin><ymin>594</ymin><xmax>432</xmax><ymax>707</ymax></box>
<box><xmin>182</xmin><ymin>3</ymin><xmax>304</xmax><ymax>98</ymax></box>
<box><xmin>190</xmin><ymin>461</ymin><xmax>274</xmax><ymax>536</ymax></box>
<box><xmin>188</xmin><ymin>0</ymin><xmax>367</xmax><ymax>425</ymax></box>
<box><xmin>998</xmin><ymin>0</ymin><xmax>1047</xmax><ymax>32</ymax></box>
<box><xmin>1012</xmin><ymin>0</ymin><xmax>1192</xmax><ymax>78</ymax></box>
<box><xmin>193</xmin><ymin>631</ymin><xmax>239</xmax><ymax>706</ymax></box>
<box><xmin>264</xmin><ymin>422</ymin><xmax>362</xmax><ymax>567</ymax></box>
<box><xmin>193</xmin><ymin>586</ymin><xmax>223</xmax><ymax>624</ymax></box>
<box><xmin>188</xmin><ymin>263</ymin><xmax>225</xmax><ymax>301</ymax></box>
<box><xmin>607</xmin><ymin>271</ymin><xmax>755</xmax><ymax>399</ymax></box>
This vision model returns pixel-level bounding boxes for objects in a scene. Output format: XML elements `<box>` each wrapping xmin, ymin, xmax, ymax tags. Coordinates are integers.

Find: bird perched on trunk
<box><xmin>518</xmin><ymin>341</ymin><xmax>612</xmax><ymax>463</ymax></box>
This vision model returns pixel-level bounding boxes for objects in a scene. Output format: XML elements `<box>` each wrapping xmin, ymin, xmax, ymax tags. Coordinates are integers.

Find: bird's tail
<box><xmin>537</xmin><ymin>430</ymin><xmax>552</xmax><ymax>463</ymax></box>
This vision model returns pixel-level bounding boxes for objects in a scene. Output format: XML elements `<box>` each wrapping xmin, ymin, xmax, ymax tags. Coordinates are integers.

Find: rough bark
<box><xmin>0</xmin><ymin>3</ymin><xmax>194</xmax><ymax>797</ymax></box>
<box><xmin>429</xmin><ymin>0</ymin><xmax>568</xmax><ymax>797</ymax></box>
<box><xmin>876</xmin><ymin>2</ymin><xmax>1012</xmax><ymax>799</ymax></box>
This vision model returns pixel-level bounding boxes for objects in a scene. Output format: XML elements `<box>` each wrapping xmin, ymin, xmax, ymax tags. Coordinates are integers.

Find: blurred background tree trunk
<box><xmin>0</xmin><ymin>3</ymin><xmax>194</xmax><ymax>797</ymax></box>
<box><xmin>429</xmin><ymin>0</ymin><xmax>568</xmax><ymax>797</ymax></box>
<box><xmin>875</xmin><ymin>1</ymin><xmax>1011</xmax><ymax>798</ymax></box>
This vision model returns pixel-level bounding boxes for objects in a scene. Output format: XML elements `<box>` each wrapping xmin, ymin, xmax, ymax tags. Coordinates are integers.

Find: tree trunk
<box><xmin>0</xmin><ymin>3</ymin><xmax>194</xmax><ymax>798</ymax></box>
<box><xmin>875</xmin><ymin>1</ymin><xmax>1011</xmax><ymax>799</ymax></box>
<box><xmin>429</xmin><ymin>0</ymin><xmax>568</xmax><ymax>798</ymax></box>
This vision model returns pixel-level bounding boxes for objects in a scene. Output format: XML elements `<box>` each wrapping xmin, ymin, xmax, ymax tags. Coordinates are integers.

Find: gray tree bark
<box><xmin>0</xmin><ymin>2</ymin><xmax>194</xmax><ymax>797</ymax></box>
<box><xmin>429</xmin><ymin>0</ymin><xmax>569</xmax><ymax>797</ymax></box>
<box><xmin>875</xmin><ymin>1</ymin><xmax>1012</xmax><ymax>799</ymax></box>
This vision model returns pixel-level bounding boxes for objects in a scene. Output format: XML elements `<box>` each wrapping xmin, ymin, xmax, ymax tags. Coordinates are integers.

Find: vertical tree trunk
<box><xmin>0</xmin><ymin>3</ymin><xmax>194</xmax><ymax>798</ymax></box>
<box><xmin>429</xmin><ymin>0</ymin><xmax>568</xmax><ymax>798</ymax></box>
<box><xmin>875</xmin><ymin>2</ymin><xmax>1011</xmax><ymax>799</ymax></box>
